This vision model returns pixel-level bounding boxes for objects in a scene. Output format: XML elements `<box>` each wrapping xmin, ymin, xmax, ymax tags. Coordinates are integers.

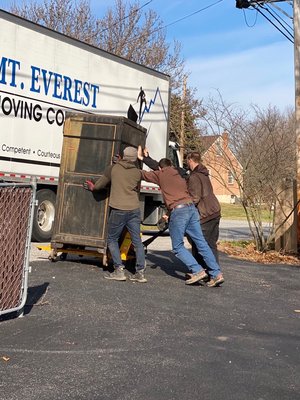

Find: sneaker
<box><xmin>207</xmin><ymin>274</ymin><xmax>224</xmax><ymax>287</ymax></box>
<box><xmin>185</xmin><ymin>271</ymin><xmax>209</xmax><ymax>283</ymax></box>
<box><xmin>129</xmin><ymin>270</ymin><xmax>147</xmax><ymax>283</ymax></box>
<box><xmin>185</xmin><ymin>270</ymin><xmax>208</xmax><ymax>285</ymax></box>
<box><xmin>104</xmin><ymin>267</ymin><xmax>126</xmax><ymax>281</ymax></box>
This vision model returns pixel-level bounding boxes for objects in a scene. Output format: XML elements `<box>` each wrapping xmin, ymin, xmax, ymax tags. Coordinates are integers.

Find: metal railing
<box><xmin>0</xmin><ymin>181</ymin><xmax>36</xmax><ymax>317</ymax></box>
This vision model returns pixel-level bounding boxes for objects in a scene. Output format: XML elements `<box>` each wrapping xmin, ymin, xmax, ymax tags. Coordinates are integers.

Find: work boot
<box><xmin>206</xmin><ymin>273</ymin><xmax>224</xmax><ymax>287</ymax></box>
<box><xmin>129</xmin><ymin>270</ymin><xmax>147</xmax><ymax>283</ymax></box>
<box><xmin>104</xmin><ymin>266</ymin><xmax>126</xmax><ymax>281</ymax></box>
<box><xmin>185</xmin><ymin>270</ymin><xmax>208</xmax><ymax>285</ymax></box>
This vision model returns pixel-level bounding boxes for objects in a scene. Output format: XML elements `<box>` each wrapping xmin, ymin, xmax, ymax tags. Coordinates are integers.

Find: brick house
<box><xmin>200</xmin><ymin>132</ymin><xmax>243</xmax><ymax>204</ymax></box>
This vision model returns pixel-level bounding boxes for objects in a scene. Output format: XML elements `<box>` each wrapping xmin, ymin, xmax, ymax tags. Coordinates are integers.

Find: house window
<box><xmin>227</xmin><ymin>171</ymin><xmax>234</xmax><ymax>185</ymax></box>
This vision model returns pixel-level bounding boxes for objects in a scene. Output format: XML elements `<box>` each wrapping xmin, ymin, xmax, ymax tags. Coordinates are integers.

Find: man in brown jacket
<box><xmin>84</xmin><ymin>147</ymin><xmax>146</xmax><ymax>283</ymax></box>
<box><xmin>186</xmin><ymin>152</ymin><xmax>221</xmax><ymax>268</ymax></box>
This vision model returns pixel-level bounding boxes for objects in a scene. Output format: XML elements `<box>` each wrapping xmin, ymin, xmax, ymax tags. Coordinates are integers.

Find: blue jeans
<box><xmin>168</xmin><ymin>205</ymin><xmax>221</xmax><ymax>277</ymax></box>
<box><xmin>107</xmin><ymin>208</ymin><xmax>145</xmax><ymax>270</ymax></box>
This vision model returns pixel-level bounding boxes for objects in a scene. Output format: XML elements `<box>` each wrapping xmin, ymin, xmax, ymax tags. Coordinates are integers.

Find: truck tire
<box><xmin>32</xmin><ymin>189</ymin><xmax>56</xmax><ymax>242</ymax></box>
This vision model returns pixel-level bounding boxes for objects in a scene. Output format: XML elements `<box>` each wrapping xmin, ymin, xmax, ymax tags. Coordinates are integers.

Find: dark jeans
<box><xmin>107</xmin><ymin>208</ymin><xmax>145</xmax><ymax>270</ymax></box>
<box><xmin>190</xmin><ymin>216</ymin><xmax>220</xmax><ymax>268</ymax></box>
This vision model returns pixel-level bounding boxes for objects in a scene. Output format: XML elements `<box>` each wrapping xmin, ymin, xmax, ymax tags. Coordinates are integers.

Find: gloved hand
<box><xmin>83</xmin><ymin>180</ymin><xmax>95</xmax><ymax>191</ymax></box>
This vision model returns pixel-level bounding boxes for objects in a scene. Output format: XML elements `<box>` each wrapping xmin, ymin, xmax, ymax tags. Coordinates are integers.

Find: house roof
<box><xmin>200</xmin><ymin>133</ymin><xmax>243</xmax><ymax>170</ymax></box>
<box><xmin>200</xmin><ymin>135</ymin><xmax>220</xmax><ymax>153</ymax></box>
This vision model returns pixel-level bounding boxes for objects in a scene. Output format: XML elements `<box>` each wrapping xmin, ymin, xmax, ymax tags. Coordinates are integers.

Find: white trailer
<box><xmin>0</xmin><ymin>10</ymin><xmax>180</xmax><ymax>241</ymax></box>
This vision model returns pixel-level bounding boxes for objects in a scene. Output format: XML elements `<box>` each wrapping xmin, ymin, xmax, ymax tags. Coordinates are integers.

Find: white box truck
<box><xmin>0</xmin><ymin>10</ymin><xmax>181</xmax><ymax>241</ymax></box>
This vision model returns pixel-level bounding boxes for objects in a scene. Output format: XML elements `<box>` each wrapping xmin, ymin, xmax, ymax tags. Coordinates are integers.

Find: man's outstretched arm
<box><xmin>137</xmin><ymin>145</ymin><xmax>159</xmax><ymax>170</ymax></box>
<box><xmin>83</xmin><ymin>165</ymin><xmax>113</xmax><ymax>192</ymax></box>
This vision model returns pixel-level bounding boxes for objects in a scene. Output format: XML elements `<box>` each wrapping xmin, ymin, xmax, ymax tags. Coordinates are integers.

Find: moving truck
<box><xmin>0</xmin><ymin>9</ymin><xmax>181</xmax><ymax>241</ymax></box>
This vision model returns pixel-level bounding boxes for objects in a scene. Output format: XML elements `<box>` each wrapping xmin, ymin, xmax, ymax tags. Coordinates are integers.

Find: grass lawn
<box><xmin>220</xmin><ymin>203</ymin><xmax>273</xmax><ymax>222</ymax></box>
<box><xmin>141</xmin><ymin>203</ymin><xmax>273</xmax><ymax>229</ymax></box>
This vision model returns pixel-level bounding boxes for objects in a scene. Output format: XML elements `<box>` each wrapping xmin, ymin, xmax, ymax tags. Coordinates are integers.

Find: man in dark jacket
<box><xmin>186</xmin><ymin>152</ymin><xmax>221</xmax><ymax>269</ymax></box>
<box><xmin>84</xmin><ymin>147</ymin><xmax>146</xmax><ymax>283</ymax></box>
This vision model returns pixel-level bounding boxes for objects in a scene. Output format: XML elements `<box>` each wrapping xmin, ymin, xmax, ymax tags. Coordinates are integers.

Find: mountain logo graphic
<box><xmin>137</xmin><ymin>87</ymin><xmax>168</xmax><ymax>123</ymax></box>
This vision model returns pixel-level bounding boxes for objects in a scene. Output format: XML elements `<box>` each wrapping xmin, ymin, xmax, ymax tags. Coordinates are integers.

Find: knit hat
<box><xmin>123</xmin><ymin>146</ymin><xmax>137</xmax><ymax>162</ymax></box>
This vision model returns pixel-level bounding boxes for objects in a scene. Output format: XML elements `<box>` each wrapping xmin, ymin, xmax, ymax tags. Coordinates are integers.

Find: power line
<box><xmin>111</xmin><ymin>0</ymin><xmax>224</xmax><ymax>51</ymax></box>
<box><xmin>242</xmin><ymin>7</ymin><xmax>258</xmax><ymax>27</ymax></box>
<box><xmin>253</xmin><ymin>4</ymin><xmax>294</xmax><ymax>43</ymax></box>
<box><xmin>98</xmin><ymin>0</ymin><xmax>153</xmax><ymax>34</ymax></box>
<box><xmin>161</xmin><ymin>0</ymin><xmax>224</xmax><ymax>30</ymax></box>
<box><xmin>267</xmin><ymin>3</ymin><xmax>293</xmax><ymax>31</ymax></box>
<box><xmin>263</xmin><ymin>3</ymin><xmax>294</xmax><ymax>39</ymax></box>
<box><xmin>271</xmin><ymin>2</ymin><xmax>293</xmax><ymax>20</ymax></box>
<box><xmin>237</xmin><ymin>1</ymin><xmax>294</xmax><ymax>43</ymax></box>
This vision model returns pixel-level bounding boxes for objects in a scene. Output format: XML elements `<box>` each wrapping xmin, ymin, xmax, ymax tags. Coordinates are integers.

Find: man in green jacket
<box><xmin>84</xmin><ymin>147</ymin><xmax>146</xmax><ymax>283</ymax></box>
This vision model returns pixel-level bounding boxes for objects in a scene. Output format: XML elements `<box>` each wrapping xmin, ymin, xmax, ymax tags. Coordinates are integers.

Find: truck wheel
<box><xmin>32</xmin><ymin>189</ymin><xmax>56</xmax><ymax>242</ymax></box>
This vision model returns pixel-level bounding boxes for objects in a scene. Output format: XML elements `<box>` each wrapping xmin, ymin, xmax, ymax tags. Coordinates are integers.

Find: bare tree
<box><xmin>10</xmin><ymin>0</ymin><xmax>98</xmax><ymax>42</ymax></box>
<box><xmin>9</xmin><ymin>0</ymin><xmax>185</xmax><ymax>91</ymax></box>
<box><xmin>199</xmin><ymin>92</ymin><xmax>296</xmax><ymax>252</ymax></box>
<box><xmin>94</xmin><ymin>0</ymin><xmax>185</xmax><ymax>93</ymax></box>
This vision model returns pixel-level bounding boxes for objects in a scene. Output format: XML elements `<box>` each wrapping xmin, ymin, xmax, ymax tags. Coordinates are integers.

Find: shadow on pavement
<box><xmin>0</xmin><ymin>282</ymin><xmax>50</xmax><ymax>321</ymax></box>
<box><xmin>24</xmin><ymin>282</ymin><xmax>50</xmax><ymax>315</ymax></box>
<box><xmin>147</xmin><ymin>250</ymin><xmax>195</xmax><ymax>281</ymax></box>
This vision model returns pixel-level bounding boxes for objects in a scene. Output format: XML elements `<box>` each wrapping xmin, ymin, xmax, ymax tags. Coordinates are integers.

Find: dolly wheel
<box><xmin>49</xmin><ymin>249</ymin><xmax>57</xmax><ymax>262</ymax></box>
<box><xmin>59</xmin><ymin>253</ymin><xmax>67</xmax><ymax>261</ymax></box>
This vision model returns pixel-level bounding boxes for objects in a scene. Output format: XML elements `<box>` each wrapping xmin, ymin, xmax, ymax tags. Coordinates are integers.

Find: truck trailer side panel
<box><xmin>0</xmin><ymin>10</ymin><xmax>170</xmax><ymax>240</ymax></box>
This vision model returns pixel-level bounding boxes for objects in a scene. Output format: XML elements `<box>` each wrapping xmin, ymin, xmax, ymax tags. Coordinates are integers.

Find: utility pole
<box><xmin>180</xmin><ymin>76</ymin><xmax>187</xmax><ymax>161</ymax></box>
<box><xmin>236</xmin><ymin>0</ymin><xmax>300</xmax><ymax>250</ymax></box>
<box><xmin>294</xmin><ymin>0</ymin><xmax>300</xmax><ymax>249</ymax></box>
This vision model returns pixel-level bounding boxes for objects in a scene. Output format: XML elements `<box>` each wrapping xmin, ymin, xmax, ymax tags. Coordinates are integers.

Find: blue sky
<box><xmin>1</xmin><ymin>0</ymin><xmax>295</xmax><ymax>111</ymax></box>
<box><xmin>91</xmin><ymin>0</ymin><xmax>295</xmax><ymax>111</ymax></box>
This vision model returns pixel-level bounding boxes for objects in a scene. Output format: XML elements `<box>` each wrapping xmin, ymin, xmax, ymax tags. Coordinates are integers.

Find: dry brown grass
<box><xmin>218</xmin><ymin>241</ymin><xmax>300</xmax><ymax>266</ymax></box>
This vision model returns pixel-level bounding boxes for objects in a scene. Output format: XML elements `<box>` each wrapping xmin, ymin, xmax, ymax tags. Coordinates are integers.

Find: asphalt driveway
<box><xmin>0</xmin><ymin>238</ymin><xmax>299</xmax><ymax>400</ymax></box>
